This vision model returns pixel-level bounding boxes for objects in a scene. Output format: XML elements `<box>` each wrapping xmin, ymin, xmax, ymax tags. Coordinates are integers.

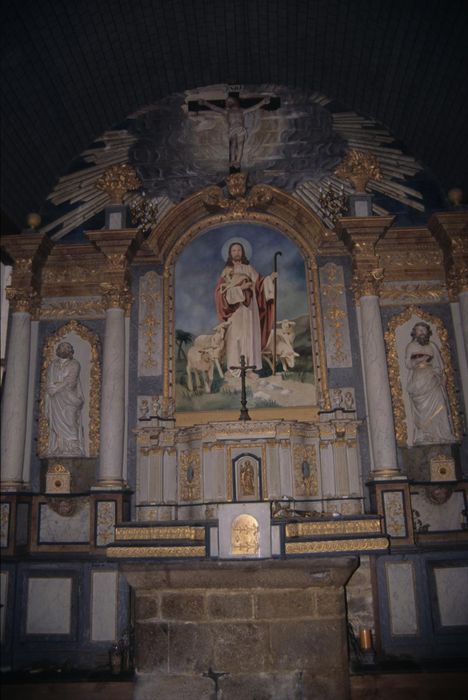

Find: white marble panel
<box><xmin>91</xmin><ymin>570</ymin><xmax>118</xmax><ymax>641</ymax></box>
<box><xmin>319</xmin><ymin>443</ymin><xmax>335</xmax><ymax>498</ymax></box>
<box><xmin>383</xmin><ymin>491</ymin><xmax>407</xmax><ymax>538</ymax></box>
<box><xmin>136</xmin><ymin>450</ymin><xmax>151</xmax><ymax>503</ymax></box>
<box><xmin>203</xmin><ymin>447</ymin><xmax>227</xmax><ymax>501</ymax></box>
<box><xmin>0</xmin><ymin>571</ymin><xmax>8</xmax><ymax>643</ymax></box>
<box><xmin>39</xmin><ymin>501</ymin><xmax>90</xmax><ymax>543</ymax></box>
<box><xmin>163</xmin><ymin>450</ymin><xmax>177</xmax><ymax>502</ymax></box>
<box><xmin>209</xmin><ymin>527</ymin><xmax>219</xmax><ymax>557</ymax></box>
<box><xmin>218</xmin><ymin>503</ymin><xmax>271</xmax><ymax>559</ymax></box>
<box><xmin>266</xmin><ymin>444</ymin><xmax>281</xmax><ymax>498</ymax></box>
<box><xmin>96</xmin><ymin>501</ymin><xmax>116</xmax><ymax>546</ymax></box>
<box><xmin>271</xmin><ymin>524</ymin><xmax>282</xmax><ymax>556</ymax></box>
<box><xmin>386</xmin><ymin>562</ymin><xmax>418</xmax><ymax>636</ymax></box>
<box><xmin>26</xmin><ymin>577</ymin><xmax>72</xmax><ymax>635</ymax></box>
<box><xmin>148</xmin><ymin>452</ymin><xmax>163</xmax><ymax>502</ymax></box>
<box><xmin>434</xmin><ymin>566</ymin><xmax>468</xmax><ymax>627</ymax></box>
<box><xmin>333</xmin><ymin>442</ymin><xmax>349</xmax><ymax>496</ymax></box>
<box><xmin>411</xmin><ymin>490</ymin><xmax>465</xmax><ymax>532</ymax></box>
<box><xmin>279</xmin><ymin>443</ymin><xmax>293</xmax><ymax>498</ymax></box>
<box><xmin>346</xmin><ymin>443</ymin><xmax>362</xmax><ymax>497</ymax></box>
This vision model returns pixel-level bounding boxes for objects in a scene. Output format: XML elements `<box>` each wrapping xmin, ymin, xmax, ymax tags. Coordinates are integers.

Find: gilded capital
<box><xmin>101</xmin><ymin>283</ymin><xmax>133</xmax><ymax>312</ymax></box>
<box><xmin>6</xmin><ymin>287</ymin><xmax>39</xmax><ymax>314</ymax></box>
<box><xmin>351</xmin><ymin>268</ymin><xmax>384</xmax><ymax>299</ymax></box>
<box><xmin>335</xmin><ymin>149</ymin><xmax>382</xmax><ymax>193</ymax></box>
<box><xmin>96</xmin><ymin>164</ymin><xmax>141</xmax><ymax>204</ymax></box>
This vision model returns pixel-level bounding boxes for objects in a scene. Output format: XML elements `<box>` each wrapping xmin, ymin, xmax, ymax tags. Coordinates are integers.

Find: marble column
<box><xmin>0</xmin><ymin>304</ymin><xmax>32</xmax><ymax>490</ymax></box>
<box><xmin>96</xmin><ymin>292</ymin><xmax>128</xmax><ymax>489</ymax></box>
<box><xmin>359</xmin><ymin>292</ymin><xmax>399</xmax><ymax>477</ymax></box>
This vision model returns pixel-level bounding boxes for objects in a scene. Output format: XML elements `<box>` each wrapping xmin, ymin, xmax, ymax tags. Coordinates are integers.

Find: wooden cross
<box><xmin>230</xmin><ymin>354</ymin><xmax>255</xmax><ymax>421</ymax></box>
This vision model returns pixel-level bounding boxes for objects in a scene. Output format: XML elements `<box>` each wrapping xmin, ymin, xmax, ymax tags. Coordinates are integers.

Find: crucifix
<box><xmin>230</xmin><ymin>354</ymin><xmax>255</xmax><ymax>421</ymax></box>
<box><xmin>188</xmin><ymin>91</ymin><xmax>280</xmax><ymax>172</ymax></box>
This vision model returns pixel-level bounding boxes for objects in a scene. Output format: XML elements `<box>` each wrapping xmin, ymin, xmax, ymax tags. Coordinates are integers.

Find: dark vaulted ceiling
<box><xmin>2</xmin><ymin>0</ymin><xmax>468</xmax><ymax>231</ymax></box>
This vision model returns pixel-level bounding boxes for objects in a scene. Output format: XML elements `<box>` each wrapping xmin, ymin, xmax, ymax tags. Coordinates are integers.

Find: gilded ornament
<box><xmin>293</xmin><ymin>445</ymin><xmax>318</xmax><ymax>497</ymax></box>
<box><xmin>96</xmin><ymin>163</ymin><xmax>141</xmax><ymax>204</ymax></box>
<box><xmin>179</xmin><ymin>450</ymin><xmax>202</xmax><ymax>501</ymax></box>
<box><xmin>202</xmin><ymin>174</ymin><xmax>273</xmax><ymax>218</ymax></box>
<box><xmin>335</xmin><ymin>149</ymin><xmax>383</xmax><ymax>193</ymax></box>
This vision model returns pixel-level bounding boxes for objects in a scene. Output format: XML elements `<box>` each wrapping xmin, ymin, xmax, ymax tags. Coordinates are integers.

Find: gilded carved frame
<box><xmin>384</xmin><ymin>305</ymin><xmax>462</xmax><ymax>446</ymax></box>
<box><xmin>147</xmin><ymin>185</ymin><xmax>330</xmax><ymax>425</ymax></box>
<box><xmin>38</xmin><ymin>320</ymin><xmax>101</xmax><ymax>457</ymax></box>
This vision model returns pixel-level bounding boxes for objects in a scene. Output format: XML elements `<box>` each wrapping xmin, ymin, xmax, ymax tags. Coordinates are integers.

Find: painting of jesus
<box><xmin>175</xmin><ymin>222</ymin><xmax>315</xmax><ymax>414</ymax></box>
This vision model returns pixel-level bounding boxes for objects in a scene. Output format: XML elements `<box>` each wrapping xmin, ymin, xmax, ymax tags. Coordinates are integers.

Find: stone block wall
<box><xmin>124</xmin><ymin>558</ymin><xmax>357</xmax><ymax>700</ymax></box>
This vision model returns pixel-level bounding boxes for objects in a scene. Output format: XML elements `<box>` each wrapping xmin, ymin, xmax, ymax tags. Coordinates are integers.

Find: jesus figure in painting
<box><xmin>215</xmin><ymin>241</ymin><xmax>277</xmax><ymax>375</ymax></box>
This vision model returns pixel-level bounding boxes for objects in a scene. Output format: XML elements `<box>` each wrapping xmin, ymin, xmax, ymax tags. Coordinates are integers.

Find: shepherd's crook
<box><xmin>273</xmin><ymin>251</ymin><xmax>282</xmax><ymax>374</ymax></box>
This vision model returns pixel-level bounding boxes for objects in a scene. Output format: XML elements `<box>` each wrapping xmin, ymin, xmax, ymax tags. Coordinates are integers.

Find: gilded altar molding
<box><xmin>38</xmin><ymin>320</ymin><xmax>101</xmax><ymax>457</ymax></box>
<box><xmin>384</xmin><ymin>305</ymin><xmax>462</xmax><ymax>445</ymax></box>
<box><xmin>293</xmin><ymin>444</ymin><xmax>318</xmax><ymax>497</ymax></box>
<box><xmin>115</xmin><ymin>526</ymin><xmax>205</xmax><ymax>541</ymax></box>
<box><xmin>285</xmin><ymin>519</ymin><xmax>382</xmax><ymax>537</ymax></box>
<box><xmin>380</xmin><ymin>282</ymin><xmax>447</xmax><ymax>306</ymax></box>
<box><xmin>143</xmin><ymin>181</ymin><xmax>331</xmax><ymax>415</ymax></box>
<box><xmin>106</xmin><ymin>545</ymin><xmax>206</xmax><ymax>558</ymax></box>
<box><xmin>39</xmin><ymin>297</ymin><xmax>106</xmax><ymax>319</ymax></box>
<box><xmin>319</xmin><ymin>263</ymin><xmax>352</xmax><ymax>367</ymax></box>
<box><xmin>285</xmin><ymin>537</ymin><xmax>389</xmax><ymax>554</ymax></box>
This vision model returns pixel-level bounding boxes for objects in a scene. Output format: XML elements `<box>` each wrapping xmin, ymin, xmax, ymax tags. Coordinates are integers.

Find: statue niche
<box><xmin>38</xmin><ymin>321</ymin><xmax>101</xmax><ymax>459</ymax></box>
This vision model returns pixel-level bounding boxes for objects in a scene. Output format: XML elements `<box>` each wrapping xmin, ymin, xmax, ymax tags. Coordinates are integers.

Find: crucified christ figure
<box><xmin>198</xmin><ymin>94</ymin><xmax>270</xmax><ymax>171</ymax></box>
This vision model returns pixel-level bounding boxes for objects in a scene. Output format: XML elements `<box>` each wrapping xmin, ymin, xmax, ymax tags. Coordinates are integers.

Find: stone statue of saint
<box><xmin>45</xmin><ymin>341</ymin><xmax>85</xmax><ymax>456</ymax></box>
<box><xmin>405</xmin><ymin>322</ymin><xmax>455</xmax><ymax>445</ymax></box>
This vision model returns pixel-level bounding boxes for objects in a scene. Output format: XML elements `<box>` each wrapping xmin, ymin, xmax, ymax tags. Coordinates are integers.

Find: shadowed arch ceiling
<box><xmin>2</xmin><ymin>0</ymin><xmax>468</xmax><ymax>230</ymax></box>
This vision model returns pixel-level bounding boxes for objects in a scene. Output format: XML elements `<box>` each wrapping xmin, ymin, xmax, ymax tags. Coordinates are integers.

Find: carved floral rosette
<box><xmin>38</xmin><ymin>320</ymin><xmax>101</xmax><ymax>457</ymax></box>
<box><xmin>384</xmin><ymin>305</ymin><xmax>462</xmax><ymax>446</ymax></box>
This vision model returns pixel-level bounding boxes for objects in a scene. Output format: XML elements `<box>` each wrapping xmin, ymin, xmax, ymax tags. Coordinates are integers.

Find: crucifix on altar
<box><xmin>230</xmin><ymin>354</ymin><xmax>255</xmax><ymax>421</ymax></box>
<box><xmin>188</xmin><ymin>91</ymin><xmax>280</xmax><ymax>172</ymax></box>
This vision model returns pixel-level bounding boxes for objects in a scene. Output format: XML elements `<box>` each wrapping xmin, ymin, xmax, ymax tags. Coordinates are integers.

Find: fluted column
<box><xmin>0</xmin><ymin>293</ymin><xmax>35</xmax><ymax>490</ymax></box>
<box><xmin>357</xmin><ymin>280</ymin><xmax>399</xmax><ymax>476</ymax></box>
<box><xmin>0</xmin><ymin>231</ymin><xmax>52</xmax><ymax>491</ymax></box>
<box><xmin>96</xmin><ymin>286</ymin><xmax>131</xmax><ymax>488</ymax></box>
<box><xmin>338</xmin><ymin>216</ymin><xmax>401</xmax><ymax>478</ymax></box>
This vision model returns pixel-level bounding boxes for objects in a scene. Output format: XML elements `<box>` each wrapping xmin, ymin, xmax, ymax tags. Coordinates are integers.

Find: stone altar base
<box><xmin>123</xmin><ymin>557</ymin><xmax>358</xmax><ymax>700</ymax></box>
